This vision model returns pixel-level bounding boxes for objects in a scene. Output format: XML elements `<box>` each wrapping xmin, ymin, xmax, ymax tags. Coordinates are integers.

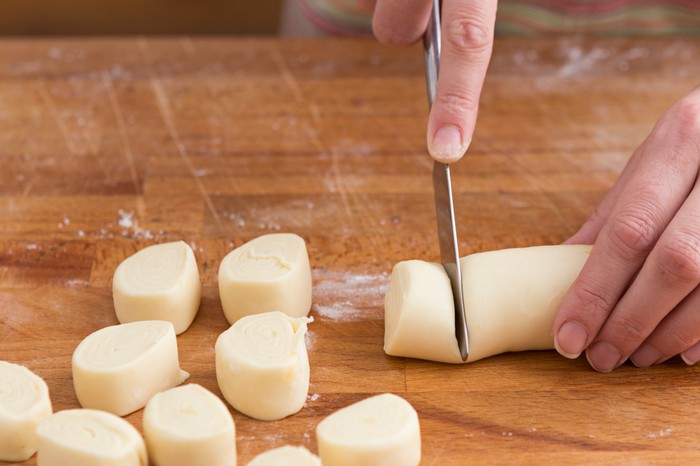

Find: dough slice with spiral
<box><xmin>113</xmin><ymin>241</ymin><xmax>201</xmax><ymax>335</ymax></box>
<box><xmin>0</xmin><ymin>361</ymin><xmax>53</xmax><ymax>462</ymax></box>
<box><xmin>215</xmin><ymin>311</ymin><xmax>311</xmax><ymax>421</ymax></box>
<box><xmin>144</xmin><ymin>384</ymin><xmax>236</xmax><ymax>466</ymax></box>
<box><xmin>36</xmin><ymin>408</ymin><xmax>146</xmax><ymax>466</ymax></box>
<box><xmin>72</xmin><ymin>320</ymin><xmax>189</xmax><ymax>416</ymax></box>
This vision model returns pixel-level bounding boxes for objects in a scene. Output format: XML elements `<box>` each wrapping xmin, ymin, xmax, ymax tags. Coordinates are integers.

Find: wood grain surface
<box><xmin>2</xmin><ymin>36</ymin><xmax>700</xmax><ymax>465</ymax></box>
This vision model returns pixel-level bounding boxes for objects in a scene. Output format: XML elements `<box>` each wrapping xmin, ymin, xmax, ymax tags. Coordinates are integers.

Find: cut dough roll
<box><xmin>384</xmin><ymin>245</ymin><xmax>592</xmax><ymax>363</ymax></box>
<box><xmin>143</xmin><ymin>384</ymin><xmax>237</xmax><ymax>466</ymax></box>
<box><xmin>36</xmin><ymin>409</ymin><xmax>147</xmax><ymax>466</ymax></box>
<box><xmin>247</xmin><ymin>446</ymin><xmax>321</xmax><ymax>466</ymax></box>
<box><xmin>218</xmin><ymin>233</ymin><xmax>312</xmax><ymax>324</ymax></box>
<box><xmin>316</xmin><ymin>393</ymin><xmax>421</xmax><ymax>466</ymax></box>
<box><xmin>72</xmin><ymin>320</ymin><xmax>189</xmax><ymax>416</ymax></box>
<box><xmin>0</xmin><ymin>361</ymin><xmax>53</xmax><ymax>462</ymax></box>
<box><xmin>215</xmin><ymin>311</ymin><xmax>311</xmax><ymax>421</ymax></box>
<box><xmin>113</xmin><ymin>241</ymin><xmax>201</xmax><ymax>335</ymax></box>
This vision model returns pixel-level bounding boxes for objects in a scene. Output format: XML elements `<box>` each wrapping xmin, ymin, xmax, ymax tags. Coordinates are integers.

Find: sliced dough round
<box><xmin>72</xmin><ymin>320</ymin><xmax>189</xmax><ymax>416</ymax></box>
<box><xmin>0</xmin><ymin>361</ymin><xmax>53</xmax><ymax>462</ymax></box>
<box><xmin>113</xmin><ymin>241</ymin><xmax>201</xmax><ymax>335</ymax></box>
<box><xmin>218</xmin><ymin>233</ymin><xmax>312</xmax><ymax>324</ymax></box>
<box><xmin>316</xmin><ymin>393</ymin><xmax>421</xmax><ymax>466</ymax></box>
<box><xmin>36</xmin><ymin>409</ymin><xmax>146</xmax><ymax>466</ymax></box>
<box><xmin>215</xmin><ymin>311</ymin><xmax>311</xmax><ymax>421</ymax></box>
<box><xmin>143</xmin><ymin>384</ymin><xmax>236</xmax><ymax>466</ymax></box>
<box><xmin>247</xmin><ymin>445</ymin><xmax>320</xmax><ymax>466</ymax></box>
<box><xmin>384</xmin><ymin>245</ymin><xmax>592</xmax><ymax>363</ymax></box>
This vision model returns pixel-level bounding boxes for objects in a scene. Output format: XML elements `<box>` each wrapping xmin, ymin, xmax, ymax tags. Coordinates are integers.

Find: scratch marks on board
<box><xmin>37</xmin><ymin>81</ymin><xmax>77</xmax><ymax>155</ymax></box>
<box><xmin>137</xmin><ymin>39</ymin><xmax>221</xmax><ymax>224</ymax></box>
<box><xmin>101</xmin><ymin>70</ymin><xmax>141</xmax><ymax>194</ymax></box>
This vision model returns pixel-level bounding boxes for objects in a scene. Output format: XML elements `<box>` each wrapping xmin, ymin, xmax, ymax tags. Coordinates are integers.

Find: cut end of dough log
<box><xmin>218</xmin><ymin>233</ymin><xmax>312</xmax><ymax>324</ymax></box>
<box><xmin>384</xmin><ymin>245</ymin><xmax>592</xmax><ymax>364</ymax></box>
<box><xmin>113</xmin><ymin>240</ymin><xmax>201</xmax><ymax>335</ymax></box>
<box><xmin>0</xmin><ymin>361</ymin><xmax>53</xmax><ymax>462</ymax></box>
<box><xmin>72</xmin><ymin>320</ymin><xmax>189</xmax><ymax>416</ymax></box>
<box><xmin>215</xmin><ymin>311</ymin><xmax>312</xmax><ymax>421</ymax></box>
<box><xmin>37</xmin><ymin>409</ymin><xmax>147</xmax><ymax>466</ymax></box>
<box><xmin>247</xmin><ymin>445</ymin><xmax>321</xmax><ymax>466</ymax></box>
<box><xmin>316</xmin><ymin>393</ymin><xmax>421</xmax><ymax>466</ymax></box>
<box><xmin>144</xmin><ymin>383</ymin><xmax>236</xmax><ymax>466</ymax></box>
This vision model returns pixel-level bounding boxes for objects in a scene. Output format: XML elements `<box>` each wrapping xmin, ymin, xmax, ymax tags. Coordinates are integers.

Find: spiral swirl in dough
<box><xmin>0</xmin><ymin>361</ymin><xmax>53</xmax><ymax>462</ymax></box>
<box><xmin>316</xmin><ymin>393</ymin><xmax>421</xmax><ymax>466</ymax></box>
<box><xmin>216</xmin><ymin>311</ymin><xmax>312</xmax><ymax>421</ymax></box>
<box><xmin>218</xmin><ymin>233</ymin><xmax>312</xmax><ymax>324</ymax></box>
<box><xmin>247</xmin><ymin>446</ymin><xmax>321</xmax><ymax>466</ymax></box>
<box><xmin>72</xmin><ymin>320</ymin><xmax>189</xmax><ymax>416</ymax></box>
<box><xmin>36</xmin><ymin>409</ymin><xmax>146</xmax><ymax>466</ymax></box>
<box><xmin>113</xmin><ymin>241</ymin><xmax>201</xmax><ymax>334</ymax></box>
<box><xmin>143</xmin><ymin>384</ymin><xmax>236</xmax><ymax>466</ymax></box>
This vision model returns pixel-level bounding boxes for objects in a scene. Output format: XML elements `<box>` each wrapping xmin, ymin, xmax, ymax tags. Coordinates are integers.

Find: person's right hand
<box><xmin>371</xmin><ymin>0</ymin><xmax>498</xmax><ymax>163</ymax></box>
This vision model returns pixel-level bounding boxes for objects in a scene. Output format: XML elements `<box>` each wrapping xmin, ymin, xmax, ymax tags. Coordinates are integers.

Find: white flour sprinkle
<box><xmin>646</xmin><ymin>428</ymin><xmax>673</xmax><ymax>439</ymax></box>
<box><xmin>118</xmin><ymin>209</ymin><xmax>134</xmax><ymax>228</ymax></box>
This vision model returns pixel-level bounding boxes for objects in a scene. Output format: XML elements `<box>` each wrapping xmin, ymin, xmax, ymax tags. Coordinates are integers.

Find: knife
<box><xmin>423</xmin><ymin>0</ymin><xmax>469</xmax><ymax>361</ymax></box>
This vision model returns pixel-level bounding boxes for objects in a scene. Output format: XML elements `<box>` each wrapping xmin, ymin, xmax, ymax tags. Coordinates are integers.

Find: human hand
<box><xmin>371</xmin><ymin>0</ymin><xmax>498</xmax><ymax>163</ymax></box>
<box><xmin>553</xmin><ymin>87</ymin><xmax>700</xmax><ymax>371</ymax></box>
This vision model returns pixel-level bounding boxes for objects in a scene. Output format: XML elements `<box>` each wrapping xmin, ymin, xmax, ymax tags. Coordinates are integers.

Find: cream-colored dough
<box><xmin>215</xmin><ymin>311</ymin><xmax>311</xmax><ymax>421</ymax></box>
<box><xmin>218</xmin><ymin>233</ymin><xmax>312</xmax><ymax>324</ymax></box>
<box><xmin>36</xmin><ymin>409</ymin><xmax>147</xmax><ymax>466</ymax></box>
<box><xmin>316</xmin><ymin>393</ymin><xmax>421</xmax><ymax>466</ymax></box>
<box><xmin>72</xmin><ymin>320</ymin><xmax>189</xmax><ymax>416</ymax></box>
<box><xmin>143</xmin><ymin>384</ymin><xmax>236</xmax><ymax>466</ymax></box>
<box><xmin>0</xmin><ymin>361</ymin><xmax>53</xmax><ymax>462</ymax></box>
<box><xmin>384</xmin><ymin>245</ymin><xmax>592</xmax><ymax>363</ymax></box>
<box><xmin>247</xmin><ymin>446</ymin><xmax>321</xmax><ymax>466</ymax></box>
<box><xmin>113</xmin><ymin>241</ymin><xmax>201</xmax><ymax>335</ymax></box>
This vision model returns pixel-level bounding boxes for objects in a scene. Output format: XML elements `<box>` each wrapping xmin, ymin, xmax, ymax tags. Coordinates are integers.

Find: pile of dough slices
<box><xmin>3</xmin><ymin>233</ymin><xmax>428</xmax><ymax>465</ymax></box>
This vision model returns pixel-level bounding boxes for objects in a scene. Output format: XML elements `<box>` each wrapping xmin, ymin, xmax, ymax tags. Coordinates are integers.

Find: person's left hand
<box><xmin>553</xmin><ymin>86</ymin><xmax>700</xmax><ymax>371</ymax></box>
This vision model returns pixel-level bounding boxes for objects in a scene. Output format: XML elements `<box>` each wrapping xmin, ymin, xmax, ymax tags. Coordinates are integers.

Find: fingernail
<box><xmin>429</xmin><ymin>126</ymin><xmax>467</xmax><ymax>162</ymax></box>
<box><xmin>681</xmin><ymin>341</ymin><xmax>700</xmax><ymax>365</ymax></box>
<box><xmin>587</xmin><ymin>342</ymin><xmax>623</xmax><ymax>372</ymax></box>
<box><xmin>554</xmin><ymin>321</ymin><xmax>588</xmax><ymax>359</ymax></box>
<box><xmin>631</xmin><ymin>345</ymin><xmax>661</xmax><ymax>368</ymax></box>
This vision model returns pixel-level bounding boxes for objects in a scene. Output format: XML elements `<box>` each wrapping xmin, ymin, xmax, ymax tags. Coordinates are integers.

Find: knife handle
<box><xmin>423</xmin><ymin>0</ymin><xmax>441</xmax><ymax>108</ymax></box>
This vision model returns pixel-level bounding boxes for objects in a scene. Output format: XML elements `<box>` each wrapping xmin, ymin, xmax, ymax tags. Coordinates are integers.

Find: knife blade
<box><xmin>423</xmin><ymin>0</ymin><xmax>469</xmax><ymax>361</ymax></box>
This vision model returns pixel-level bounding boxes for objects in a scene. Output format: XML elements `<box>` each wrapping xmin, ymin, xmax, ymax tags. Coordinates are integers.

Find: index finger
<box><xmin>428</xmin><ymin>0</ymin><xmax>497</xmax><ymax>163</ymax></box>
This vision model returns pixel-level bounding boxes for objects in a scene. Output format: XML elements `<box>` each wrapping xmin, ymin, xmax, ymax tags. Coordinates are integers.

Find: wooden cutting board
<box><xmin>2</xmin><ymin>36</ymin><xmax>700</xmax><ymax>465</ymax></box>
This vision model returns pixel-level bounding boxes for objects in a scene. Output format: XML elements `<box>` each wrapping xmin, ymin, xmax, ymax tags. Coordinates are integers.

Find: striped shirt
<box><xmin>297</xmin><ymin>0</ymin><xmax>700</xmax><ymax>36</ymax></box>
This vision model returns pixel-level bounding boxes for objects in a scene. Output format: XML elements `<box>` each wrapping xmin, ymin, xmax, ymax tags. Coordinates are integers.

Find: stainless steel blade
<box><xmin>424</xmin><ymin>0</ymin><xmax>469</xmax><ymax>360</ymax></box>
<box><xmin>432</xmin><ymin>162</ymin><xmax>469</xmax><ymax>360</ymax></box>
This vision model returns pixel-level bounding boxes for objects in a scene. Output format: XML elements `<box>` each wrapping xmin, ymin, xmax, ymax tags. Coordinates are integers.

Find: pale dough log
<box><xmin>0</xmin><ymin>361</ymin><xmax>53</xmax><ymax>462</ymax></box>
<box><xmin>143</xmin><ymin>384</ymin><xmax>236</xmax><ymax>466</ymax></box>
<box><xmin>36</xmin><ymin>409</ymin><xmax>147</xmax><ymax>466</ymax></box>
<box><xmin>113</xmin><ymin>241</ymin><xmax>201</xmax><ymax>335</ymax></box>
<box><xmin>218</xmin><ymin>233</ymin><xmax>312</xmax><ymax>324</ymax></box>
<box><xmin>316</xmin><ymin>393</ymin><xmax>421</xmax><ymax>466</ymax></box>
<box><xmin>215</xmin><ymin>311</ymin><xmax>311</xmax><ymax>421</ymax></box>
<box><xmin>384</xmin><ymin>245</ymin><xmax>592</xmax><ymax>363</ymax></box>
<box><xmin>72</xmin><ymin>320</ymin><xmax>189</xmax><ymax>416</ymax></box>
<box><xmin>246</xmin><ymin>446</ymin><xmax>321</xmax><ymax>466</ymax></box>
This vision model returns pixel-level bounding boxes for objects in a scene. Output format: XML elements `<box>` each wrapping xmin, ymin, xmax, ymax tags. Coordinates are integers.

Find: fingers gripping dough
<box><xmin>72</xmin><ymin>320</ymin><xmax>189</xmax><ymax>416</ymax></box>
<box><xmin>143</xmin><ymin>384</ymin><xmax>237</xmax><ymax>466</ymax></box>
<box><xmin>0</xmin><ymin>361</ymin><xmax>53</xmax><ymax>462</ymax></box>
<box><xmin>384</xmin><ymin>245</ymin><xmax>592</xmax><ymax>363</ymax></box>
<box><xmin>218</xmin><ymin>233</ymin><xmax>312</xmax><ymax>324</ymax></box>
<box><xmin>316</xmin><ymin>393</ymin><xmax>421</xmax><ymax>466</ymax></box>
<box><xmin>36</xmin><ymin>409</ymin><xmax>147</xmax><ymax>466</ymax></box>
<box><xmin>113</xmin><ymin>241</ymin><xmax>201</xmax><ymax>335</ymax></box>
<box><xmin>215</xmin><ymin>311</ymin><xmax>311</xmax><ymax>421</ymax></box>
<box><xmin>247</xmin><ymin>446</ymin><xmax>321</xmax><ymax>466</ymax></box>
